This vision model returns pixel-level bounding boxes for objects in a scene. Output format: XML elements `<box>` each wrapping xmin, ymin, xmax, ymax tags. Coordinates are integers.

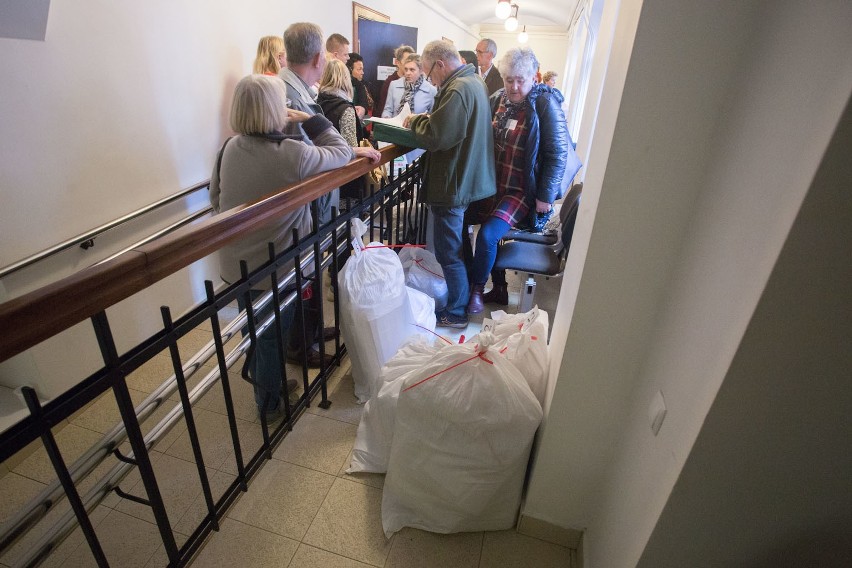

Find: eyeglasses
<box><xmin>425</xmin><ymin>61</ymin><xmax>438</xmax><ymax>84</ymax></box>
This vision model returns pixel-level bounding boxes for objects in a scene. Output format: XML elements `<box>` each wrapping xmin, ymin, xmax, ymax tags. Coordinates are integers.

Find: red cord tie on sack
<box><xmin>363</xmin><ymin>244</ymin><xmax>427</xmax><ymax>249</ymax></box>
<box><xmin>402</xmin><ymin>345</ymin><xmax>493</xmax><ymax>392</ymax></box>
<box><xmin>411</xmin><ymin>323</ymin><xmax>452</xmax><ymax>344</ymax></box>
<box><xmin>412</xmin><ymin>258</ymin><xmax>445</xmax><ymax>279</ymax></box>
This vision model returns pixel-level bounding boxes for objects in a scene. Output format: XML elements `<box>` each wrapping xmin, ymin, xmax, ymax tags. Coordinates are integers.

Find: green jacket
<box><xmin>410</xmin><ymin>64</ymin><xmax>496</xmax><ymax>206</ymax></box>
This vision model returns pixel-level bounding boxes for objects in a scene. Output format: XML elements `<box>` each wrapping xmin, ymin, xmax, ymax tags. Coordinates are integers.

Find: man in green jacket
<box><xmin>405</xmin><ymin>40</ymin><xmax>496</xmax><ymax>328</ymax></box>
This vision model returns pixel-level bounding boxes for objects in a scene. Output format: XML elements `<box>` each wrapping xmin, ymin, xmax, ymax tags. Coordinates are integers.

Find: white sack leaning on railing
<box><xmin>338</xmin><ymin>219</ymin><xmax>436</xmax><ymax>403</ymax></box>
<box><xmin>380</xmin><ymin>331</ymin><xmax>543</xmax><ymax>537</ymax></box>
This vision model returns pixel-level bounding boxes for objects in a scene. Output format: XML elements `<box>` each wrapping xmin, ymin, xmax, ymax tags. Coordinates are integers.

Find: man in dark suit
<box><xmin>476</xmin><ymin>38</ymin><xmax>503</xmax><ymax>95</ymax></box>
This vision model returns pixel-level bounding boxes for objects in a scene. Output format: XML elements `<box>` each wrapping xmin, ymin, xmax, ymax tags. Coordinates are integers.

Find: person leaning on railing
<box><xmin>209</xmin><ymin>74</ymin><xmax>354</xmax><ymax>422</ymax></box>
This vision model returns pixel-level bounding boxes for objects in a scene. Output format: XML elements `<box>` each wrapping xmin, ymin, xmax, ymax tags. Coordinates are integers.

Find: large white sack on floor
<box><xmin>398</xmin><ymin>247</ymin><xmax>448</xmax><ymax>310</ymax></box>
<box><xmin>477</xmin><ymin>306</ymin><xmax>550</xmax><ymax>405</ymax></box>
<box><xmin>339</xmin><ymin>219</ymin><xmax>412</xmax><ymax>403</ymax></box>
<box><xmin>347</xmin><ymin>336</ymin><xmax>444</xmax><ymax>474</ymax></box>
<box><xmin>381</xmin><ymin>333</ymin><xmax>543</xmax><ymax>537</ymax></box>
<box><xmin>406</xmin><ymin>287</ymin><xmax>437</xmax><ymax>341</ymax></box>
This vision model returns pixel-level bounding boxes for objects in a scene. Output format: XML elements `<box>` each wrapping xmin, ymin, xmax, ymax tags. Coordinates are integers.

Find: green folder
<box><xmin>367</xmin><ymin>120</ymin><xmax>422</xmax><ymax>149</ymax></box>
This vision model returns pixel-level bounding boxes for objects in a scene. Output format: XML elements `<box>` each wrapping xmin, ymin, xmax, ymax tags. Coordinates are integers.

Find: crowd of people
<box><xmin>210</xmin><ymin>21</ymin><xmax>570</xmax><ymax>420</ymax></box>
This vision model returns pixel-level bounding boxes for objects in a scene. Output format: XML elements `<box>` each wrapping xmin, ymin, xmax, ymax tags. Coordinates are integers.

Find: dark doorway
<box><xmin>356</xmin><ymin>19</ymin><xmax>418</xmax><ymax>109</ymax></box>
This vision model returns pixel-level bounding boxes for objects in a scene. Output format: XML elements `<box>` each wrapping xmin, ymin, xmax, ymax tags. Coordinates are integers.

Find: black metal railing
<box><xmin>0</xmin><ymin>154</ymin><xmax>425</xmax><ymax>567</ymax></box>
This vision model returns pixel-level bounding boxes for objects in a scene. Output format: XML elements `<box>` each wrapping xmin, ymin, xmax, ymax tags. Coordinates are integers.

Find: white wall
<box><xmin>478</xmin><ymin>26</ymin><xmax>570</xmax><ymax>81</ymax></box>
<box><xmin>523</xmin><ymin>0</ymin><xmax>852</xmax><ymax>566</ymax></box>
<box><xmin>636</xmin><ymin>100</ymin><xmax>852</xmax><ymax>564</ymax></box>
<box><xmin>0</xmin><ymin>0</ymin><xmax>477</xmax><ymax>404</ymax></box>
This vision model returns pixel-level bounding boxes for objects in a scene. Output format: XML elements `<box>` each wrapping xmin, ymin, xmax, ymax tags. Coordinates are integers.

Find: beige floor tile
<box><xmin>216</xmin><ymin>418</ymin><xmax>265</xmax><ymax>476</ymax></box>
<box><xmin>338</xmin><ymin>450</ymin><xmax>385</xmax><ymax>490</ymax></box>
<box><xmin>305</xmin><ymin>368</ymin><xmax>365</xmax><ymax>426</ymax></box>
<box><xmin>303</xmin><ymin>477</ymin><xmax>391</xmax><ymax>567</ymax></box>
<box><xmin>12</xmin><ymin>424</ymin><xmax>104</xmax><ymax>484</ymax></box>
<box><xmin>189</xmin><ymin>517</ymin><xmax>299</xmax><ymax>568</ymax></box>
<box><xmin>385</xmin><ymin>528</ymin><xmax>483</xmax><ymax>568</ymax></box>
<box><xmin>141</xmin><ymin>532</ymin><xmax>187</xmax><ymax>568</ymax></box>
<box><xmin>288</xmin><ymin>543</ymin><xmax>376</xmax><ymax>568</ymax></box>
<box><xmin>115</xmin><ymin>452</ymin><xmax>213</xmax><ymax>529</ymax></box>
<box><xmin>61</xmin><ymin>508</ymin><xmax>163</xmax><ymax>568</ymax></box>
<box><xmin>125</xmin><ymin>353</ymin><xmax>180</xmax><ymax>395</ymax></box>
<box><xmin>194</xmin><ymin>370</ymin><xmax>261</xmax><ymax>423</ymax></box>
<box><xmin>272</xmin><ymin>413</ymin><xmax>357</xmax><ymax>475</ymax></box>
<box><xmin>164</xmin><ymin>407</ymin><xmax>253</xmax><ymax>470</ymax></box>
<box><xmin>70</xmin><ymin>387</ymin><xmax>158</xmax><ymax>434</ymax></box>
<box><xmin>226</xmin><ymin>459</ymin><xmax>334</xmax><ymax>541</ymax></box>
<box><xmin>195</xmin><ymin>304</ymin><xmax>240</xmax><ymax>334</ymax></box>
<box><xmin>172</xmin><ymin>469</ymin><xmax>236</xmax><ymax>537</ymax></box>
<box><xmin>479</xmin><ymin>530</ymin><xmax>572</xmax><ymax>568</ymax></box>
<box><xmin>0</xmin><ymin>471</ymin><xmax>46</xmax><ymax>524</ymax></box>
<box><xmin>26</xmin><ymin>507</ymin><xmax>110</xmax><ymax>568</ymax></box>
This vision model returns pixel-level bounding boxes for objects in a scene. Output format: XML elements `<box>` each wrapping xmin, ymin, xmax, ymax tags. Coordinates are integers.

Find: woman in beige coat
<box><xmin>210</xmin><ymin>74</ymin><xmax>353</xmax><ymax>421</ymax></box>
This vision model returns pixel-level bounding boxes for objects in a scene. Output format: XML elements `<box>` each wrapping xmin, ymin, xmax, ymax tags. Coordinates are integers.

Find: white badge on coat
<box><xmin>506</xmin><ymin>119</ymin><xmax>518</xmax><ymax>130</ymax></box>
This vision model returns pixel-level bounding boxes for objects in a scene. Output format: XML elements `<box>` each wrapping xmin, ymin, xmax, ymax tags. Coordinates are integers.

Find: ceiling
<box><xmin>427</xmin><ymin>0</ymin><xmax>580</xmax><ymax>30</ymax></box>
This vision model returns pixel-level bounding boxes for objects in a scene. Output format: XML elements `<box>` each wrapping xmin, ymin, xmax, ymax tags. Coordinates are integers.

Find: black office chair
<box><xmin>492</xmin><ymin>183</ymin><xmax>582</xmax><ymax>311</ymax></box>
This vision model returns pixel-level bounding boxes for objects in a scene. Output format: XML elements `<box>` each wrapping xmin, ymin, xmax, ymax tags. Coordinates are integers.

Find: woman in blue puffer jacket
<box><xmin>466</xmin><ymin>47</ymin><xmax>569</xmax><ymax>313</ymax></box>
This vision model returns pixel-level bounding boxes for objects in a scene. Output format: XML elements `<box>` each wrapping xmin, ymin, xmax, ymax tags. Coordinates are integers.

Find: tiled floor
<box><xmin>0</xmin><ymin>272</ymin><xmax>571</xmax><ymax>568</ymax></box>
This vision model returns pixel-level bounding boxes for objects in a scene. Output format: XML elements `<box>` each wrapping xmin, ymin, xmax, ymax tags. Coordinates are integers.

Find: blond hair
<box><xmin>252</xmin><ymin>35</ymin><xmax>284</xmax><ymax>75</ymax></box>
<box><xmin>318</xmin><ymin>59</ymin><xmax>354</xmax><ymax>100</ymax></box>
<box><xmin>403</xmin><ymin>53</ymin><xmax>423</xmax><ymax>72</ymax></box>
<box><xmin>542</xmin><ymin>70</ymin><xmax>558</xmax><ymax>84</ymax></box>
<box><xmin>230</xmin><ymin>75</ymin><xmax>289</xmax><ymax>135</ymax></box>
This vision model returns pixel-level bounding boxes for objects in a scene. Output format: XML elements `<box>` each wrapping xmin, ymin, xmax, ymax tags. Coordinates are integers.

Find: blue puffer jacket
<box><xmin>490</xmin><ymin>83</ymin><xmax>569</xmax><ymax>205</ymax></box>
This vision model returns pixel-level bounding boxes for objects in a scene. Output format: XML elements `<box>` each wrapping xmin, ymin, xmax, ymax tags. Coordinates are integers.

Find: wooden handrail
<box><xmin>0</xmin><ymin>145</ymin><xmax>408</xmax><ymax>362</ymax></box>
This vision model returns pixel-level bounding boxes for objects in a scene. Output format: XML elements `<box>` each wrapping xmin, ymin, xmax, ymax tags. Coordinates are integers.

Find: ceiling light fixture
<box><xmin>504</xmin><ymin>4</ymin><xmax>519</xmax><ymax>31</ymax></box>
<box><xmin>518</xmin><ymin>25</ymin><xmax>529</xmax><ymax>44</ymax></box>
<box><xmin>495</xmin><ymin>0</ymin><xmax>512</xmax><ymax>20</ymax></box>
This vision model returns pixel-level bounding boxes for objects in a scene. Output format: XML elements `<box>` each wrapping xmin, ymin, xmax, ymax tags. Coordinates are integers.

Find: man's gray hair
<box><xmin>422</xmin><ymin>40</ymin><xmax>461</xmax><ymax>65</ymax></box>
<box><xmin>479</xmin><ymin>38</ymin><xmax>497</xmax><ymax>56</ymax></box>
<box><xmin>497</xmin><ymin>47</ymin><xmax>539</xmax><ymax>79</ymax></box>
<box><xmin>284</xmin><ymin>22</ymin><xmax>324</xmax><ymax>65</ymax></box>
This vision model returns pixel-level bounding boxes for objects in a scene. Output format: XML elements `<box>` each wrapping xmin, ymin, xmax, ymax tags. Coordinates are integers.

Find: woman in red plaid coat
<box><xmin>466</xmin><ymin>47</ymin><xmax>569</xmax><ymax>314</ymax></box>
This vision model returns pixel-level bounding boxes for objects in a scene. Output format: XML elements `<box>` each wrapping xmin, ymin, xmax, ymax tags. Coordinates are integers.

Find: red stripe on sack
<box><xmin>413</xmin><ymin>258</ymin><xmax>445</xmax><ymax>279</ymax></box>
<box><xmin>412</xmin><ymin>323</ymin><xmax>452</xmax><ymax>344</ymax></box>
<box><xmin>402</xmin><ymin>353</ymin><xmax>481</xmax><ymax>392</ymax></box>
<box><xmin>363</xmin><ymin>244</ymin><xmax>427</xmax><ymax>249</ymax></box>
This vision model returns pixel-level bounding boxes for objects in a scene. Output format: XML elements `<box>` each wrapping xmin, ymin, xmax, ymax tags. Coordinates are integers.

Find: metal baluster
<box><xmin>203</xmin><ymin>281</ymin><xmax>248</xmax><ymax>491</ymax></box>
<box><xmin>159</xmin><ymin>307</ymin><xmax>219</xmax><ymax>531</ymax></box>
<box><xmin>266</xmin><ymin>242</ymin><xmax>296</xmax><ymax>425</ymax></box>
<box><xmin>238</xmin><ymin>261</ymin><xmax>272</xmax><ymax>457</ymax></box>
<box><xmin>90</xmin><ymin>311</ymin><xmax>179</xmax><ymax>566</ymax></box>
<box><xmin>291</xmin><ymin>228</ymin><xmax>311</xmax><ymax>399</ymax></box>
<box><xmin>310</xmin><ymin>204</ymin><xmax>331</xmax><ymax>408</ymax></box>
<box><xmin>20</xmin><ymin>388</ymin><xmax>110</xmax><ymax>568</ymax></box>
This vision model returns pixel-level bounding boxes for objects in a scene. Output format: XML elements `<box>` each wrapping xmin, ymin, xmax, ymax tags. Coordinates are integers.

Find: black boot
<box><xmin>481</xmin><ymin>283</ymin><xmax>509</xmax><ymax>306</ymax></box>
<box><xmin>467</xmin><ymin>284</ymin><xmax>486</xmax><ymax>314</ymax></box>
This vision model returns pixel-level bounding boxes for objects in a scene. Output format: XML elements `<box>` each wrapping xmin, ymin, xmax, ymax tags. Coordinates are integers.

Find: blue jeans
<box><xmin>238</xmin><ymin>290</ymin><xmax>296</xmax><ymax>411</ymax></box>
<box><xmin>430</xmin><ymin>205</ymin><xmax>469</xmax><ymax>317</ymax></box>
<box><xmin>471</xmin><ymin>217</ymin><xmax>511</xmax><ymax>285</ymax></box>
